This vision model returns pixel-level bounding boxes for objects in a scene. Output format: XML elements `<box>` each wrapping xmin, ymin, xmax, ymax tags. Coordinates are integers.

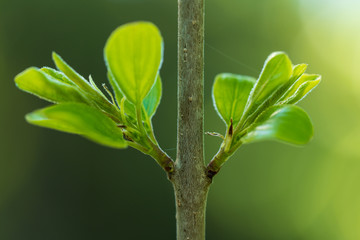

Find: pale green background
<box><xmin>0</xmin><ymin>0</ymin><xmax>359</xmax><ymax>239</ymax></box>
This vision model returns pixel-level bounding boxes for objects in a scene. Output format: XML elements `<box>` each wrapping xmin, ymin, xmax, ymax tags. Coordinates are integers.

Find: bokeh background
<box><xmin>1</xmin><ymin>0</ymin><xmax>359</xmax><ymax>239</ymax></box>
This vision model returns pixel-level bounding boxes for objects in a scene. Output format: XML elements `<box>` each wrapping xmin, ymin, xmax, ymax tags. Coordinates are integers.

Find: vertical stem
<box><xmin>172</xmin><ymin>0</ymin><xmax>211</xmax><ymax>240</ymax></box>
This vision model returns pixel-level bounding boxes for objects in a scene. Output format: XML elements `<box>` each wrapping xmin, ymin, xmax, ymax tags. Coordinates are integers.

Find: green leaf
<box><xmin>246</xmin><ymin>52</ymin><xmax>292</xmax><ymax>112</ymax></box>
<box><xmin>270</xmin><ymin>63</ymin><xmax>308</xmax><ymax>102</ymax></box>
<box><xmin>26</xmin><ymin>103</ymin><xmax>127</xmax><ymax>148</ymax></box>
<box><xmin>241</xmin><ymin>105</ymin><xmax>313</xmax><ymax>145</ymax></box>
<box><xmin>52</xmin><ymin>52</ymin><xmax>94</xmax><ymax>92</ymax></box>
<box><xmin>52</xmin><ymin>52</ymin><xmax>122</xmax><ymax>121</ymax></box>
<box><xmin>212</xmin><ymin>73</ymin><xmax>255</xmax><ymax>126</ymax></box>
<box><xmin>143</xmin><ymin>75</ymin><xmax>162</xmax><ymax>118</ymax></box>
<box><xmin>240</xmin><ymin>64</ymin><xmax>308</xmax><ymax>127</ymax></box>
<box><xmin>15</xmin><ymin>67</ymin><xmax>86</xmax><ymax>104</ymax></box>
<box><xmin>104</xmin><ymin>21</ymin><xmax>163</xmax><ymax>105</ymax></box>
<box><xmin>278</xmin><ymin>74</ymin><xmax>321</xmax><ymax>105</ymax></box>
<box><xmin>289</xmin><ymin>64</ymin><xmax>308</xmax><ymax>84</ymax></box>
<box><xmin>52</xmin><ymin>53</ymin><xmax>110</xmax><ymax>103</ymax></box>
<box><xmin>41</xmin><ymin>67</ymin><xmax>76</xmax><ymax>85</ymax></box>
<box><xmin>108</xmin><ymin>71</ymin><xmax>162</xmax><ymax>119</ymax></box>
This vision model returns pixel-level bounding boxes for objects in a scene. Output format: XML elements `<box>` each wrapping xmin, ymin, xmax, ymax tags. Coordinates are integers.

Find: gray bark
<box><xmin>170</xmin><ymin>0</ymin><xmax>211</xmax><ymax>239</ymax></box>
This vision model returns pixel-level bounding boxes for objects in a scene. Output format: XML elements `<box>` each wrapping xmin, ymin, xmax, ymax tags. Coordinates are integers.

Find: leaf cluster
<box><xmin>15</xmin><ymin>22</ymin><xmax>320</xmax><ymax>175</ymax></box>
<box><xmin>15</xmin><ymin>22</ymin><xmax>173</xmax><ymax>171</ymax></box>
<box><xmin>208</xmin><ymin>52</ymin><xmax>320</xmax><ymax>174</ymax></box>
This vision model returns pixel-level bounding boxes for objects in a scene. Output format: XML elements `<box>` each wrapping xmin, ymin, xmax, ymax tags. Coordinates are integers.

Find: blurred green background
<box><xmin>1</xmin><ymin>0</ymin><xmax>359</xmax><ymax>239</ymax></box>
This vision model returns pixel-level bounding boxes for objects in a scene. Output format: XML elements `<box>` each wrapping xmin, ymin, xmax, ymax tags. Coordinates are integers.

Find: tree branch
<box><xmin>172</xmin><ymin>0</ymin><xmax>211</xmax><ymax>239</ymax></box>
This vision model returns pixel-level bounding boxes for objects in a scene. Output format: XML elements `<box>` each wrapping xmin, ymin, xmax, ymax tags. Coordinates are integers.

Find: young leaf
<box><xmin>245</xmin><ymin>52</ymin><xmax>292</xmax><ymax>113</ymax></box>
<box><xmin>52</xmin><ymin>52</ymin><xmax>94</xmax><ymax>92</ymax></box>
<box><xmin>278</xmin><ymin>74</ymin><xmax>321</xmax><ymax>105</ymax></box>
<box><xmin>267</xmin><ymin>63</ymin><xmax>308</xmax><ymax>104</ymax></box>
<box><xmin>241</xmin><ymin>105</ymin><xmax>313</xmax><ymax>145</ymax></box>
<box><xmin>289</xmin><ymin>64</ymin><xmax>308</xmax><ymax>84</ymax></box>
<box><xmin>52</xmin><ymin>52</ymin><xmax>122</xmax><ymax>120</ymax></box>
<box><xmin>240</xmin><ymin>64</ymin><xmax>308</xmax><ymax>128</ymax></box>
<box><xmin>143</xmin><ymin>75</ymin><xmax>162</xmax><ymax>118</ymax></box>
<box><xmin>26</xmin><ymin>103</ymin><xmax>127</xmax><ymax>148</ymax></box>
<box><xmin>104</xmin><ymin>21</ymin><xmax>163</xmax><ymax>105</ymax></box>
<box><xmin>212</xmin><ymin>73</ymin><xmax>255</xmax><ymax>126</ymax></box>
<box><xmin>15</xmin><ymin>67</ymin><xmax>86</xmax><ymax>104</ymax></box>
<box><xmin>115</xmin><ymin>75</ymin><xmax>162</xmax><ymax>120</ymax></box>
<box><xmin>41</xmin><ymin>67</ymin><xmax>76</xmax><ymax>85</ymax></box>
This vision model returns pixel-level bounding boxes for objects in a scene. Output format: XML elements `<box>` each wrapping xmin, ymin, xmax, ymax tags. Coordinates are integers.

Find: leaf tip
<box><xmin>266</xmin><ymin>51</ymin><xmax>292</xmax><ymax>68</ymax></box>
<box><xmin>52</xmin><ymin>51</ymin><xmax>60</xmax><ymax>61</ymax></box>
<box><xmin>25</xmin><ymin>110</ymin><xmax>46</xmax><ymax>124</ymax></box>
<box><xmin>14</xmin><ymin>67</ymin><xmax>39</xmax><ymax>89</ymax></box>
<box><xmin>52</xmin><ymin>51</ymin><xmax>67</xmax><ymax>70</ymax></box>
<box><xmin>267</xmin><ymin>51</ymin><xmax>288</xmax><ymax>59</ymax></box>
<box><xmin>315</xmin><ymin>74</ymin><xmax>322</xmax><ymax>82</ymax></box>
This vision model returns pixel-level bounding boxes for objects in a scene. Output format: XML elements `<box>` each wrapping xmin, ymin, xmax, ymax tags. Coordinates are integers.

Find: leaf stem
<box><xmin>148</xmin><ymin>141</ymin><xmax>175</xmax><ymax>173</ymax></box>
<box><xmin>206</xmin><ymin>140</ymin><xmax>242</xmax><ymax>178</ymax></box>
<box><xmin>127</xmin><ymin>140</ymin><xmax>150</xmax><ymax>153</ymax></box>
<box><xmin>127</xmin><ymin>137</ymin><xmax>174</xmax><ymax>173</ymax></box>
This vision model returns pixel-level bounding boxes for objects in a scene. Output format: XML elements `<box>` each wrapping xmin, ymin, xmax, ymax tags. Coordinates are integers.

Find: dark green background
<box><xmin>1</xmin><ymin>0</ymin><xmax>359</xmax><ymax>239</ymax></box>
